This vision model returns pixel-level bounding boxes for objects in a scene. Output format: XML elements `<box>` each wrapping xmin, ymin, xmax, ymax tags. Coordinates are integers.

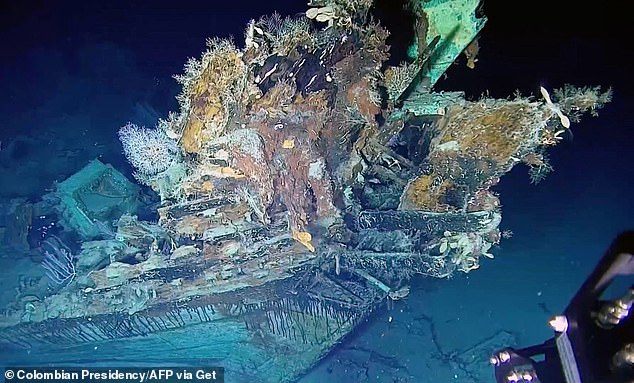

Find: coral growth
<box><xmin>173</xmin><ymin>39</ymin><xmax>258</xmax><ymax>153</ymax></box>
<box><xmin>118</xmin><ymin>123</ymin><xmax>179</xmax><ymax>176</ymax></box>
<box><xmin>114</xmin><ymin>1</ymin><xmax>611</xmax><ymax>282</ymax></box>
<box><xmin>399</xmin><ymin>85</ymin><xmax>610</xmax><ymax>212</ymax></box>
<box><xmin>400</xmin><ymin>174</ymin><xmax>454</xmax><ymax>212</ymax></box>
<box><xmin>434</xmin><ymin>100</ymin><xmax>543</xmax><ymax>167</ymax></box>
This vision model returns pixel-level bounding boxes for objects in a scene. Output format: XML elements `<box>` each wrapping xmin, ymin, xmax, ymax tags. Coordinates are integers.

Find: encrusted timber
<box><xmin>341</xmin><ymin>250</ymin><xmax>454</xmax><ymax>280</ymax></box>
<box><xmin>158</xmin><ymin>196</ymin><xmax>232</xmax><ymax>222</ymax></box>
<box><xmin>345</xmin><ymin>250</ymin><xmax>429</xmax><ymax>259</ymax></box>
<box><xmin>157</xmin><ymin>197</ymin><xmax>289</xmax><ymax>245</ymax></box>
<box><xmin>0</xmin><ymin>269</ymin><xmax>378</xmax><ymax>349</ymax></box>
<box><xmin>387</xmin><ymin>91</ymin><xmax>466</xmax><ymax>124</ymax></box>
<box><xmin>357</xmin><ymin>210</ymin><xmax>497</xmax><ymax>235</ymax></box>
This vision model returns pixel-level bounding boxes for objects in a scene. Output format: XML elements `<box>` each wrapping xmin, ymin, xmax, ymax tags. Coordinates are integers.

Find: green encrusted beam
<box><xmin>411</xmin><ymin>0</ymin><xmax>486</xmax><ymax>87</ymax></box>
<box><xmin>402</xmin><ymin>90</ymin><xmax>465</xmax><ymax>116</ymax></box>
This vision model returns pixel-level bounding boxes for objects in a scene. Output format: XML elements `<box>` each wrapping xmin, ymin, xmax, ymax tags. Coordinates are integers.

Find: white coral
<box><xmin>540</xmin><ymin>86</ymin><xmax>571</xmax><ymax>128</ymax></box>
<box><xmin>437</xmin><ymin>231</ymin><xmax>495</xmax><ymax>273</ymax></box>
<box><xmin>118</xmin><ymin>123</ymin><xmax>179</xmax><ymax>176</ymax></box>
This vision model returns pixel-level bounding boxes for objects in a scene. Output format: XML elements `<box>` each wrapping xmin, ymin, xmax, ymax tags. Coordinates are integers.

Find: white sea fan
<box><xmin>118</xmin><ymin>123</ymin><xmax>179</xmax><ymax>176</ymax></box>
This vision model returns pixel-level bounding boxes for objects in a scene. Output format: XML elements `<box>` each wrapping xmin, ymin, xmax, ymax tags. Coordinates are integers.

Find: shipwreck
<box><xmin>0</xmin><ymin>0</ymin><xmax>611</xmax><ymax>381</ymax></box>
